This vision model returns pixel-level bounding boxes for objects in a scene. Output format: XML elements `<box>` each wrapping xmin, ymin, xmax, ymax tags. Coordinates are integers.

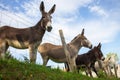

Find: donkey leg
<box><xmin>114</xmin><ymin>64</ymin><xmax>118</xmax><ymax>78</ymax></box>
<box><xmin>72</xmin><ymin>57</ymin><xmax>77</xmax><ymax>72</ymax></box>
<box><xmin>103</xmin><ymin>67</ymin><xmax>108</xmax><ymax>76</ymax></box>
<box><xmin>90</xmin><ymin>62</ymin><xmax>99</xmax><ymax>77</ymax></box>
<box><xmin>0</xmin><ymin>42</ymin><xmax>8</xmax><ymax>59</ymax></box>
<box><xmin>0</xmin><ymin>46</ymin><xmax>5</xmax><ymax>59</ymax></box>
<box><xmin>92</xmin><ymin>66</ymin><xmax>99</xmax><ymax>77</ymax></box>
<box><xmin>29</xmin><ymin>45</ymin><xmax>37</xmax><ymax>63</ymax></box>
<box><xmin>108</xmin><ymin>65</ymin><xmax>112</xmax><ymax>76</ymax></box>
<box><xmin>105</xmin><ymin>66</ymin><xmax>110</xmax><ymax>76</ymax></box>
<box><xmin>42</xmin><ymin>56</ymin><xmax>49</xmax><ymax>66</ymax></box>
<box><xmin>87</xmin><ymin>66</ymin><xmax>93</xmax><ymax>77</ymax></box>
<box><xmin>85</xmin><ymin>69</ymin><xmax>89</xmax><ymax>76</ymax></box>
<box><xmin>64</xmin><ymin>63</ymin><xmax>70</xmax><ymax>72</ymax></box>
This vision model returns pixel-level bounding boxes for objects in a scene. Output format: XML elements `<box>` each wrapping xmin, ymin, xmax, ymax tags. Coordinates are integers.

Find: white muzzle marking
<box><xmin>46</xmin><ymin>21</ymin><xmax>51</xmax><ymax>29</ymax></box>
<box><xmin>86</xmin><ymin>40</ymin><xmax>92</xmax><ymax>48</ymax></box>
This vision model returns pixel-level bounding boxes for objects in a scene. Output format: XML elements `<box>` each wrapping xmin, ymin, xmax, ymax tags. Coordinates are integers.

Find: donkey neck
<box><xmin>33</xmin><ymin>19</ymin><xmax>46</xmax><ymax>35</ymax></box>
<box><xmin>69</xmin><ymin>38</ymin><xmax>82</xmax><ymax>53</ymax></box>
<box><xmin>87</xmin><ymin>50</ymin><xmax>97</xmax><ymax>61</ymax></box>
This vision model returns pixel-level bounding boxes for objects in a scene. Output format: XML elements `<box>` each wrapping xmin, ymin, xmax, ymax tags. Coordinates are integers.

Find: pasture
<box><xmin>0</xmin><ymin>58</ymin><xmax>119</xmax><ymax>80</ymax></box>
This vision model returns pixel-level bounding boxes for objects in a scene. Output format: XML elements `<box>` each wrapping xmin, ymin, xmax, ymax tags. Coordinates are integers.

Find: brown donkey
<box><xmin>75</xmin><ymin>43</ymin><xmax>105</xmax><ymax>77</ymax></box>
<box><xmin>0</xmin><ymin>1</ymin><xmax>56</xmax><ymax>63</ymax></box>
<box><xmin>38</xmin><ymin>29</ymin><xmax>92</xmax><ymax>66</ymax></box>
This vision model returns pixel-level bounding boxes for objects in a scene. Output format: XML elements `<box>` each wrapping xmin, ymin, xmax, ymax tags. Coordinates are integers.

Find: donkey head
<box><xmin>79</xmin><ymin>29</ymin><xmax>92</xmax><ymax>49</ymax></box>
<box><xmin>40</xmin><ymin>1</ymin><xmax>56</xmax><ymax>32</ymax></box>
<box><xmin>94</xmin><ymin>43</ymin><xmax>105</xmax><ymax>61</ymax></box>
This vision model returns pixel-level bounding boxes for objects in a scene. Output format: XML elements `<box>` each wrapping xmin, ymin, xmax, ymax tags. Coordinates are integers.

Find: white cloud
<box><xmin>88</xmin><ymin>5</ymin><xmax>108</xmax><ymax>17</ymax></box>
<box><xmin>51</xmin><ymin>18</ymin><xmax>120</xmax><ymax>45</ymax></box>
<box><xmin>22</xmin><ymin>0</ymin><xmax>40</xmax><ymax>18</ymax></box>
<box><xmin>45</xmin><ymin>0</ymin><xmax>93</xmax><ymax>13</ymax></box>
<box><xmin>20</xmin><ymin>0</ymin><xmax>93</xmax><ymax>18</ymax></box>
<box><xmin>0</xmin><ymin>10</ymin><xmax>34</xmax><ymax>27</ymax></box>
<box><xmin>82</xmin><ymin>20</ymin><xmax>120</xmax><ymax>43</ymax></box>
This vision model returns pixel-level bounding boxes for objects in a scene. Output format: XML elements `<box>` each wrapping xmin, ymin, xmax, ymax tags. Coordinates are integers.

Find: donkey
<box><xmin>107</xmin><ymin>54</ymin><xmax>118</xmax><ymax>77</ymax></box>
<box><xmin>95</xmin><ymin>55</ymin><xmax>118</xmax><ymax>77</ymax></box>
<box><xmin>94</xmin><ymin>57</ymin><xmax>112</xmax><ymax>76</ymax></box>
<box><xmin>71</xmin><ymin>43</ymin><xmax>105</xmax><ymax>77</ymax></box>
<box><xmin>0</xmin><ymin>1</ymin><xmax>56</xmax><ymax>63</ymax></box>
<box><xmin>38</xmin><ymin>29</ymin><xmax>92</xmax><ymax>67</ymax></box>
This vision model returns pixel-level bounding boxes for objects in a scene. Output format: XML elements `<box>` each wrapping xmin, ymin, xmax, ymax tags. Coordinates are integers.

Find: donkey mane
<box><xmin>70</xmin><ymin>34</ymin><xmax>80</xmax><ymax>43</ymax></box>
<box><xmin>86</xmin><ymin>47</ymin><xmax>96</xmax><ymax>54</ymax></box>
<box><xmin>86</xmin><ymin>47</ymin><xmax>98</xmax><ymax>61</ymax></box>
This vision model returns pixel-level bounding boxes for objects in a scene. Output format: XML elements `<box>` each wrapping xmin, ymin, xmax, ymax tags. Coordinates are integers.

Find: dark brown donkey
<box><xmin>0</xmin><ymin>1</ymin><xmax>56</xmax><ymax>63</ymax></box>
<box><xmin>38</xmin><ymin>29</ymin><xmax>92</xmax><ymax>67</ymax></box>
<box><xmin>75</xmin><ymin>43</ymin><xmax>105</xmax><ymax>77</ymax></box>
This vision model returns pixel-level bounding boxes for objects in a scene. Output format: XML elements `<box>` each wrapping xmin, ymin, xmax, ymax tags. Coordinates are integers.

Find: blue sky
<box><xmin>0</xmin><ymin>0</ymin><xmax>120</xmax><ymax>68</ymax></box>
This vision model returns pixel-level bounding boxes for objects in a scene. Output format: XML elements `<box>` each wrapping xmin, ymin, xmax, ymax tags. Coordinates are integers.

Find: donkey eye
<box><xmin>42</xmin><ymin>17</ymin><xmax>46</xmax><ymax>19</ymax></box>
<box><xmin>84</xmin><ymin>38</ymin><xmax>87</xmax><ymax>40</ymax></box>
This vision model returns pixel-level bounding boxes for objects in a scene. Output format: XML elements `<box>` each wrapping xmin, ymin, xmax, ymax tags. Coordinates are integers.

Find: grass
<box><xmin>0</xmin><ymin>58</ymin><xmax>119</xmax><ymax>80</ymax></box>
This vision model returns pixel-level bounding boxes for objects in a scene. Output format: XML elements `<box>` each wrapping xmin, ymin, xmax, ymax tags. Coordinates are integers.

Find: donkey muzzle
<box><xmin>47</xmin><ymin>26</ymin><xmax>52</xmax><ymax>32</ymax></box>
<box><xmin>101</xmin><ymin>57</ymin><xmax>105</xmax><ymax>61</ymax></box>
<box><xmin>89</xmin><ymin>45</ymin><xmax>92</xmax><ymax>49</ymax></box>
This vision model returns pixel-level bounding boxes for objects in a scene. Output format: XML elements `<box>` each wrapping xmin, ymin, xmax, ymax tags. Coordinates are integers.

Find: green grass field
<box><xmin>0</xmin><ymin>58</ymin><xmax>119</xmax><ymax>80</ymax></box>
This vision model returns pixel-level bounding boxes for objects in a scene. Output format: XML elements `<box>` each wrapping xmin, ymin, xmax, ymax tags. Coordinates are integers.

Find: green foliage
<box><xmin>0</xmin><ymin>58</ymin><xmax>119</xmax><ymax>80</ymax></box>
<box><xmin>106</xmin><ymin>52</ymin><xmax>119</xmax><ymax>62</ymax></box>
<box><xmin>5</xmin><ymin>51</ymin><xmax>14</xmax><ymax>59</ymax></box>
<box><xmin>22</xmin><ymin>55</ymin><xmax>30</xmax><ymax>63</ymax></box>
<box><xmin>98</xmin><ymin>70</ymin><xmax>107</xmax><ymax>78</ymax></box>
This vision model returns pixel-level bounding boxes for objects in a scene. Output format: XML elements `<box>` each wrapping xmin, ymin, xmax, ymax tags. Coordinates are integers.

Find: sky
<box><xmin>0</xmin><ymin>0</ymin><xmax>120</xmax><ymax>68</ymax></box>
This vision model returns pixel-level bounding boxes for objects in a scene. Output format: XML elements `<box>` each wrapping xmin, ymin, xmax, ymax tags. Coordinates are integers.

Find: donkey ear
<box><xmin>49</xmin><ymin>4</ymin><xmax>56</xmax><ymax>14</ymax></box>
<box><xmin>81</xmin><ymin>28</ymin><xmax>84</xmax><ymax>36</ymax></box>
<box><xmin>97</xmin><ymin>43</ymin><xmax>101</xmax><ymax>49</ymax></box>
<box><xmin>108</xmin><ymin>57</ymin><xmax>111</xmax><ymax>60</ymax></box>
<box><xmin>40</xmin><ymin>1</ymin><xmax>45</xmax><ymax>13</ymax></box>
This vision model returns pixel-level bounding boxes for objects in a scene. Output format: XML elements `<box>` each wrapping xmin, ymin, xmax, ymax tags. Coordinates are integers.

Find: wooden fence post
<box><xmin>59</xmin><ymin>29</ymin><xmax>76</xmax><ymax>72</ymax></box>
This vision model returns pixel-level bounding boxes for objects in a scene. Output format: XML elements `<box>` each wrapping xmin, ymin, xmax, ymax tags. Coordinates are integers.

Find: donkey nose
<box><xmin>102</xmin><ymin>57</ymin><xmax>105</xmax><ymax>61</ymax></box>
<box><xmin>89</xmin><ymin>45</ymin><xmax>92</xmax><ymax>49</ymax></box>
<box><xmin>47</xmin><ymin>26</ymin><xmax>52</xmax><ymax>32</ymax></box>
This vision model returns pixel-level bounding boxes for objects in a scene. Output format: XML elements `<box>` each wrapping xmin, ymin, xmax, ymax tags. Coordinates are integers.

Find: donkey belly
<box><xmin>7</xmin><ymin>40</ymin><xmax>29</xmax><ymax>49</ymax></box>
<box><xmin>48</xmin><ymin>52</ymin><xmax>67</xmax><ymax>63</ymax></box>
<box><xmin>50</xmin><ymin>57</ymin><xmax>67</xmax><ymax>63</ymax></box>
